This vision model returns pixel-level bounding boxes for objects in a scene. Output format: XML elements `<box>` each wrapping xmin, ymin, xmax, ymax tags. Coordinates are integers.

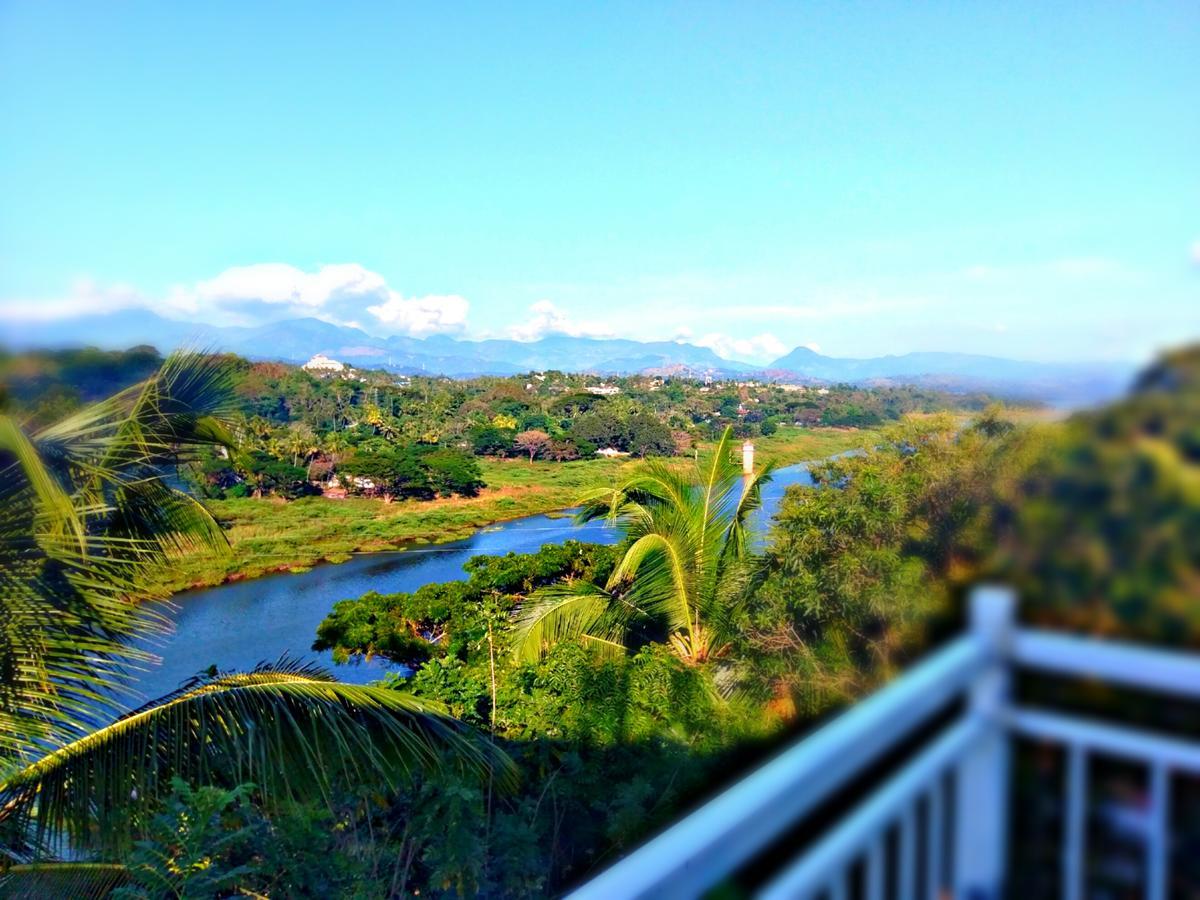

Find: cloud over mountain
<box><xmin>693</xmin><ymin>332</ymin><xmax>789</xmax><ymax>364</ymax></box>
<box><xmin>0</xmin><ymin>264</ymin><xmax>471</xmax><ymax>338</ymax></box>
<box><xmin>167</xmin><ymin>263</ymin><xmax>469</xmax><ymax>336</ymax></box>
<box><xmin>507</xmin><ymin>300</ymin><xmax>614</xmax><ymax>342</ymax></box>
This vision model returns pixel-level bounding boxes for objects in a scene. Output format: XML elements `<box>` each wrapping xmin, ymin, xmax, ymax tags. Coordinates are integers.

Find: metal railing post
<box><xmin>954</xmin><ymin>585</ymin><xmax>1015</xmax><ymax>899</ymax></box>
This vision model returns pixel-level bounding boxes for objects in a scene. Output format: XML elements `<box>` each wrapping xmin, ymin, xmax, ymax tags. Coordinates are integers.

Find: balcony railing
<box><xmin>569</xmin><ymin>586</ymin><xmax>1200</xmax><ymax>899</ymax></box>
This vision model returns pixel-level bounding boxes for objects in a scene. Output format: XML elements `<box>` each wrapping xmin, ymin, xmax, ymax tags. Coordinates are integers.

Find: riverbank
<box><xmin>157</xmin><ymin>426</ymin><xmax>876</xmax><ymax>593</ymax></box>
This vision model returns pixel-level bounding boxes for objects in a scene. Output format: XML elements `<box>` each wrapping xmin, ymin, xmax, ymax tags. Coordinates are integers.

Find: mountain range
<box><xmin>1</xmin><ymin>310</ymin><xmax>1133</xmax><ymax>406</ymax></box>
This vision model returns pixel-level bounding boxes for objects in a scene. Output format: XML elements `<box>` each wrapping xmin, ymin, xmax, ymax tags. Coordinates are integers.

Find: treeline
<box><xmin>0</xmin><ymin>344</ymin><xmax>163</xmax><ymax>420</ymax></box>
<box><xmin>2</xmin><ymin>346</ymin><xmax>1002</xmax><ymax>503</ymax></box>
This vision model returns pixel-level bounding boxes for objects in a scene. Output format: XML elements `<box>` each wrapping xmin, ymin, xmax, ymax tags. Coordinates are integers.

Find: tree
<box><xmin>548</xmin><ymin>439</ymin><xmax>582</xmax><ymax>461</ymax></box>
<box><xmin>626</xmin><ymin>412</ymin><xmax>675</xmax><ymax>457</ymax></box>
<box><xmin>470</xmin><ymin>425</ymin><xmax>513</xmax><ymax>456</ymax></box>
<box><xmin>238</xmin><ymin>450</ymin><xmax>317</xmax><ymax>499</ymax></box>
<box><xmin>341</xmin><ymin>441</ymin><xmax>432</xmax><ymax>499</ymax></box>
<box><xmin>422</xmin><ymin>448</ymin><xmax>485</xmax><ymax>497</ymax></box>
<box><xmin>0</xmin><ymin>353</ymin><xmax>511</xmax><ymax>883</ymax></box>
<box><xmin>285</xmin><ymin>421</ymin><xmax>318</xmax><ymax>466</ymax></box>
<box><xmin>512</xmin><ymin>427</ymin><xmax>775</xmax><ymax>664</ymax></box>
<box><xmin>570</xmin><ymin>408</ymin><xmax>625</xmax><ymax>450</ymax></box>
<box><xmin>514</xmin><ymin>429</ymin><xmax>552</xmax><ymax>462</ymax></box>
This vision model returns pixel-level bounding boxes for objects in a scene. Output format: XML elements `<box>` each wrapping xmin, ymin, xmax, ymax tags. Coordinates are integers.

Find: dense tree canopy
<box><xmin>2</xmin><ymin>347</ymin><xmax>999</xmax><ymax>505</ymax></box>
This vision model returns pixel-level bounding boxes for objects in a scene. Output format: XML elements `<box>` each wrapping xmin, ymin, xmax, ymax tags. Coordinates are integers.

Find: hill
<box><xmin>1</xmin><ymin>311</ymin><xmax>1131</xmax><ymax>404</ymax></box>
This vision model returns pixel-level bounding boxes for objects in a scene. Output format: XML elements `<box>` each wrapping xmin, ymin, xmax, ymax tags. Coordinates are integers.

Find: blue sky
<box><xmin>1</xmin><ymin>1</ymin><xmax>1196</xmax><ymax>363</ymax></box>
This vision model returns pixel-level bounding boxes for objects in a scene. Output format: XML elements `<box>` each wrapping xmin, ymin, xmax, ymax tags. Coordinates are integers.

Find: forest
<box><xmin>1</xmin><ymin>346</ymin><xmax>1002</xmax><ymax>503</ymax></box>
<box><xmin>1</xmin><ymin>342</ymin><xmax>1193</xmax><ymax>896</ymax></box>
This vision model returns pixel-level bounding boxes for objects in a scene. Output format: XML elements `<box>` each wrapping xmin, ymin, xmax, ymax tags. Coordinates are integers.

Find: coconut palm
<box><xmin>0</xmin><ymin>352</ymin><xmax>509</xmax><ymax>873</ymax></box>
<box><xmin>512</xmin><ymin>427</ymin><xmax>775</xmax><ymax>664</ymax></box>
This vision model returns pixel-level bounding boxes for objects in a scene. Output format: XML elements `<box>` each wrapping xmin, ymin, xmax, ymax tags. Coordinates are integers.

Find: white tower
<box><xmin>742</xmin><ymin>440</ymin><xmax>755</xmax><ymax>474</ymax></box>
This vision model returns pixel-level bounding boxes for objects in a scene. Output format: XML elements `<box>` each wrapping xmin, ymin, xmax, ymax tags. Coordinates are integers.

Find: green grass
<box><xmin>160</xmin><ymin>426</ymin><xmax>878</xmax><ymax>593</ymax></box>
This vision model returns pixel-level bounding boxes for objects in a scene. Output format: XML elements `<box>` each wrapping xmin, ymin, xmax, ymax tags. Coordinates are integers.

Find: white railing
<box><xmin>569</xmin><ymin>586</ymin><xmax>1200</xmax><ymax>899</ymax></box>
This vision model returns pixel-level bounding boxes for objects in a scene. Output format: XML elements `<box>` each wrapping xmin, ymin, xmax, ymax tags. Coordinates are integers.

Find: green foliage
<box><xmin>0</xmin><ymin>351</ymin><xmax>236</xmax><ymax>766</ymax></box>
<box><xmin>113</xmin><ymin>779</ymin><xmax>262</xmax><ymax>899</ymax></box>
<box><xmin>313</xmin><ymin>538</ymin><xmax>772</xmax><ymax>895</ymax></box>
<box><xmin>743</xmin><ymin>415</ymin><xmax>976</xmax><ymax>712</ymax></box>
<box><xmin>0</xmin><ymin>353</ymin><xmax>512</xmax><ymax>892</ymax></box>
<box><xmin>0</xmin><ymin>345</ymin><xmax>165</xmax><ymax>426</ymax></box>
<box><xmin>513</xmin><ymin>427</ymin><xmax>775</xmax><ymax>664</ymax></box>
<box><xmin>109</xmin><ymin>781</ymin><xmax>380</xmax><ymax>899</ymax></box>
<box><xmin>294</xmin><ymin>345</ymin><xmax>1200</xmax><ymax>895</ymax></box>
<box><xmin>988</xmin><ymin>350</ymin><xmax>1200</xmax><ymax>643</ymax></box>
<box><xmin>470</xmin><ymin>424</ymin><xmax>515</xmax><ymax>455</ymax></box>
<box><xmin>422</xmin><ymin>447</ymin><xmax>485</xmax><ymax>497</ymax></box>
<box><xmin>341</xmin><ymin>440</ymin><xmax>434</xmax><ymax>499</ymax></box>
<box><xmin>239</xmin><ymin>449</ymin><xmax>318</xmax><ymax>498</ymax></box>
<box><xmin>315</xmin><ymin>541</ymin><xmax>619</xmax><ymax>669</ymax></box>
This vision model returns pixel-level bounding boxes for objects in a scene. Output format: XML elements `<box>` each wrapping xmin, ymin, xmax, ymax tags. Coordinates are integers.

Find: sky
<box><xmin>1</xmin><ymin>1</ymin><xmax>1197</xmax><ymax>364</ymax></box>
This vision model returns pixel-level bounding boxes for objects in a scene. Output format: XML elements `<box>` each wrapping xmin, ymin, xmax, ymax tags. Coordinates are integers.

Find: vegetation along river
<box><xmin>134</xmin><ymin>462</ymin><xmax>816</xmax><ymax>701</ymax></box>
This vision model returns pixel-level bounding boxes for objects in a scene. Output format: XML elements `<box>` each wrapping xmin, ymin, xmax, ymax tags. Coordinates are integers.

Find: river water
<box><xmin>132</xmin><ymin>463</ymin><xmax>816</xmax><ymax>701</ymax></box>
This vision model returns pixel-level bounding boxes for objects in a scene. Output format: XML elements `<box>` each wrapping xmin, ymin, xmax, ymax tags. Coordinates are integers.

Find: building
<box><xmin>586</xmin><ymin>384</ymin><xmax>621</xmax><ymax>396</ymax></box>
<box><xmin>595</xmin><ymin>447</ymin><xmax>630</xmax><ymax>458</ymax></box>
<box><xmin>302</xmin><ymin>354</ymin><xmax>346</xmax><ymax>373</ymax></box>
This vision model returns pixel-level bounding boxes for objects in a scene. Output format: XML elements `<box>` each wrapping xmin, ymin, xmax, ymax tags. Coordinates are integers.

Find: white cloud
<box><xmin>508</xmin><ymin>300</ymin><xmax>614</xmax><ymax>342</ymax></box>
<box><xmin>694</xmin><ymin>331</ymin><xmax>789</xmax><ymax>363</ymax></box>
<box><xmin>0</xmin><ymin>279</ymin><xmax>146</xmax><ymax>321</ymax></box>
<box><xmin>166</xmin><ymin>263</ymin><xmax>468</xmax><ymax>336</ymax></box>
<box><xmin>1190</xmin><ymin>240</ymin><xmax>1200</xmax><ymax>266</ymax></box>
<box><xmin>0</xmin><ymin>263</ymin><xmax>472</xmax><ymax>337</ymax></box>
<box><xmin>366</xmin><ymin>292</ymin><xmax>469</xmax><ymax>337</ymax></box>
<box><xmin>188</xmin><ymin>263</ymin><xmax>388</xmax><ymax>310</ymax></box>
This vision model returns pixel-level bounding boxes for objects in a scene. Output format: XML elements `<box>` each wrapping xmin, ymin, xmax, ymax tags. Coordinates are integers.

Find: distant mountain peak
<box><xmin>0</xmin><ymin>312</ymin><xmax>1133</xmax><ymax>406</ymax></box>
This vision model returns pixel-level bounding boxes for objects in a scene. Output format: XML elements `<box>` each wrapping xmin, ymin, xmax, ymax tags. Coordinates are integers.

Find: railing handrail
<box><xmin>759</xmin><ymin>715</ymin><xmax>986</xmax><ymax>899</ymax></box>
<box><xmin>567</xmin><ymin>633</ymin><xmax>990</xmax><ymax>900</ymax></box>
<box><xmin>1012</xmin><ymin>628</ymin><xmax>1200</xmax><ymax>699</ymax></box>
<box><xmin>571</xmin><ymin>588</ymin><xmax>1200</xmax><ymax>898</ymax></box>
<box><xmin>1010</xmin><ymin>706</ymin><xmax>1200</xmax><ymax>772</ymax></box>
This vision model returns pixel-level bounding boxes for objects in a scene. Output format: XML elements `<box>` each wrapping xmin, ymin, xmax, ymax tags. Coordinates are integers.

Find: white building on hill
<box><xmin>302</xmin><ymin>354</ymin><xmax>346</xmax><ymax>373</ymax></box>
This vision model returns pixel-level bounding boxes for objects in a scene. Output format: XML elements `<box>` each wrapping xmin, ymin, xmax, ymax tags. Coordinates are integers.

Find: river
<box><xmin>132</xmin><ymin>462</ymin><xmax>816</xmax><ymax>701</ymax></box>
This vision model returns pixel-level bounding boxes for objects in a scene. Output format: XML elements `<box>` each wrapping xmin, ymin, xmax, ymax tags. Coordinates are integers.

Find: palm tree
<box><xmin>0</xmin><ymin>352</ymin><xmax>509</xmax><ymax>878</ymax></box>
<box><xmin>512</xmin><ymin>427</ymin><xmax>774</xmax><ymax>665</ymax></box>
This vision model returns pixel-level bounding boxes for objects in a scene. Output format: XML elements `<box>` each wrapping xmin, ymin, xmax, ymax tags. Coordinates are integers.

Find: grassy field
<box><xmin>160</xmin><ymin>426</ymin><xmax>878</xmax><ymax>593</ymax></box>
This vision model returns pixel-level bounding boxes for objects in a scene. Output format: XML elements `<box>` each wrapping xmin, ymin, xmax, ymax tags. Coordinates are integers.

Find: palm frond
<box><xmin>0</xmin><ymin>862</ymin><xmax>128</xmax><ymax>898</ymax></box>
<box><xmin>722</xmin><ymin>457</ymin><xmax>779</xmax><ymax>569</ymax></box>
<box><xmin>511</xmin><ymin>582</ymin><xmax>632</xmax><ymax>662</ymax></box>
<box><xmin>573</xmin><ymin>486</ymin><xmax>630</xmax><ymax>524</ymax></box>
<box><xmin>511</xmin><ymin>425</ymin><xmax>779</xmax><ymax>666</ymax></box>
<box><xmin>607</xmin><ymin>532</ymin><xmax>695</xmax><ymax>637</ymax></box>
<box><xmin>1</xmin><ymin>352</ymin><xmax>237</xmax><ymax>765</ymax></box>
<box><xmin>0</xmin><ymin>659</ymin><xmax>514</xmax><ymax>855</ymax></box>
<box><xmin>0</xmin><ymin>417</ymin><xmax>85</xmax><ymax>553</ymax></box>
